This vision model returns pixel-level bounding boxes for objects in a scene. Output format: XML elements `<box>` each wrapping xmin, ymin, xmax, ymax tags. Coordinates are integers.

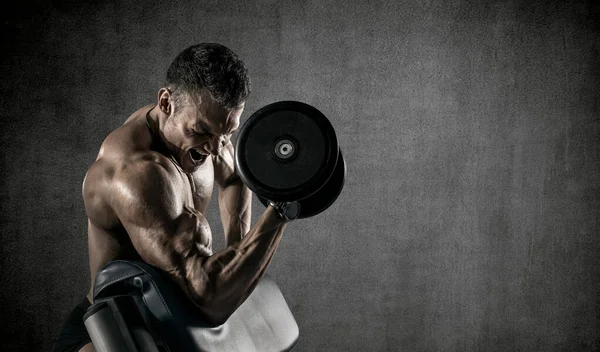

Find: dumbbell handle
<box><xmin>268</xmin><ymin>201</ymin><xmax>301</xmax><ymax>222</ymax></box>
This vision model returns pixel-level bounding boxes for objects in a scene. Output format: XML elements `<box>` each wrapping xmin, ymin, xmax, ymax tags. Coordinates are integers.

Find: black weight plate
<box><xmin>235</xmin><ymin>101</ymin><xmax>339</xmax><ymax>202</ymax></box>
<box><xmin>244</xmin><ymin>110</ymin><xmax>325</xmax><ymax>189</ymax></box>
<box><xmin>259</xmin><ymin>149</ymin><xmax>346</xmax><ymax>219</ymax></box>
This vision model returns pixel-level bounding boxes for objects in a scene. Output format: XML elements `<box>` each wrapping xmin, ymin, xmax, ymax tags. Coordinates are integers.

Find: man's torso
<box><xmin>83</xmin><ymin>105</ymin><xmax>216</xmax><ymax>300</ymax></box>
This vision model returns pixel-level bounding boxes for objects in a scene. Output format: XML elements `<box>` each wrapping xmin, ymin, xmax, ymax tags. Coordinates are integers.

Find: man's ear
<box><xmin>158</xmin><ymin>88</ymin><xmax>172</xmax><ymax>115</ymax></box>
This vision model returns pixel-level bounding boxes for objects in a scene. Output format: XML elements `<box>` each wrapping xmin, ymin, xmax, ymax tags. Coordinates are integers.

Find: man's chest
<box><xmin>177</xmin><ymin>159</ymin><xmax>215</xmax><ymax>213</ymax></box>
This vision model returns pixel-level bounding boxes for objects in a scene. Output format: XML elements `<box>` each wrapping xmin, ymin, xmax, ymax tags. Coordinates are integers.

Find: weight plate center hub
<box><xmin>274</xmin><ymin>139</ymin><xmax>295</xmax><ymax>159</ymax></box>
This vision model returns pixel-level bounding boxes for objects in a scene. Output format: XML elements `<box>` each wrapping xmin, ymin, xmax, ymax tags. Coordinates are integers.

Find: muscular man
<box><xmin>52</xmin><ymin>43</ymin><xmax>297</xmax><ymax>352</ymax></box>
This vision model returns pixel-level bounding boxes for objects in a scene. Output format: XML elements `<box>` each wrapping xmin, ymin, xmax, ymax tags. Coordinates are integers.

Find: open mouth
<box><xmin>189</xmin><ymin>149</ymin><xmax>207</xmax><ymax>163</ymax></box>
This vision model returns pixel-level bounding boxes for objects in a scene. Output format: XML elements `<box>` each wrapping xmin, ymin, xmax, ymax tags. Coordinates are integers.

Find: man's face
<box><xmin>164</xmin><ymin>90</ymin><xmax>243</xmax><ymax>173</ymax></box>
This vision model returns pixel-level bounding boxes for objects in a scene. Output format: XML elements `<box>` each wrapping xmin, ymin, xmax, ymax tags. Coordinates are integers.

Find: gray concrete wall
<box><xmin>1</xmin><ymin>0</ymin><xmax>599</xmax><ymax>351</ymax></box>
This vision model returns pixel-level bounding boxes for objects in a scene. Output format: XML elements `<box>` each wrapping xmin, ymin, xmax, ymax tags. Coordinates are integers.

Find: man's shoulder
<box><xmin>90</xmin><ymin>108</ymin><xmax>177</xmax><ymax>188</ymax></box>
<box><xmin>82</xmin><ymin>105</ymin><xmax>182</xmax><ymax>225</ymax></box>
<box><xmin>85</xmin><ymin>149</ymin><xmax>177</xmax><ymax>199</ymax></box>
<box><xmin>83</xmin><ymin>151</ymin><xmax>182</xmax><ymax>225</ymax></box>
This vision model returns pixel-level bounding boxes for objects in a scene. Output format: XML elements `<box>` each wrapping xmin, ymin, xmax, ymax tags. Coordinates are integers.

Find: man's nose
<box><xmin>205</xmin><ymin>136</ymin><xmax>225</xmax><ymax>155</ymax></box>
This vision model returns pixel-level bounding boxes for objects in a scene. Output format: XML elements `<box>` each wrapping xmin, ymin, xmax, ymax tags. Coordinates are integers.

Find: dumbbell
<box><xmin>235</xmin><ymin>101</ymin><xmax>346</xmax><ymax>219</ymax></box>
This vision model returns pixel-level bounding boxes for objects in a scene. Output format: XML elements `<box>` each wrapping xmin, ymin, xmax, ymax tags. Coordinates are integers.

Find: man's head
<box><xmin>157</xmin><ymin>43</ymin><xmax>250</xmax><ymax>173</ymax></box>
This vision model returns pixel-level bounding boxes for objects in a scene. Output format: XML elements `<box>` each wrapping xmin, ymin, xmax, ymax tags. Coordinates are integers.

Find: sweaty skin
<box><xmin>82</xmin><ymin>89</ymin><xmax>288</xmax><ymax>345</ymax></box>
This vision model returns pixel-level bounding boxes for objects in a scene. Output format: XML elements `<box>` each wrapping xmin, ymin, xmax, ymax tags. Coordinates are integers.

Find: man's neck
<box><xmin>145</xmin><ymin>106</ymin><xmax>178</xmax><ymax>163</ymax></box>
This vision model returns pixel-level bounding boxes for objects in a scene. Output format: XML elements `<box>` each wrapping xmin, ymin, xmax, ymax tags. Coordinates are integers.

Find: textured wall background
<box><xmin>1</xmin><ymin>0</ymin><xmax>599</xmax><ymax>351</ymax></box>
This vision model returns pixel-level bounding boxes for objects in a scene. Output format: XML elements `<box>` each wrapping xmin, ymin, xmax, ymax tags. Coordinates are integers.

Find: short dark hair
<box><xmin>166</xmin><ymin>43</ymin><xmax>250</xmax><ymax>109</ymax></box>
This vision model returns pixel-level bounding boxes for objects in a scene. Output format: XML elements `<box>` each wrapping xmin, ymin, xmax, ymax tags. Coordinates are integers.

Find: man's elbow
<box><xmin>185</xmin><ymin>278</ymin><xmax>238</xmax><ymax>326</ymax></box>
<box><xmin>203</xmin><ymin>310</ymin><xmax>231</xmax><ymax>327</ymax></box>
<box><xmin>196</xmin><ymin>296</ymin><xmax>238</xmax><ymax>327</ymax></box>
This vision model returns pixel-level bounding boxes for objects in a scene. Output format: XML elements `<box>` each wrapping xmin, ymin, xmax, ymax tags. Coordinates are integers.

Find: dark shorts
<box><xmin>51</xmin><ymin>297</ymin><xmax>92</xmax><ymax>352</ymax></box>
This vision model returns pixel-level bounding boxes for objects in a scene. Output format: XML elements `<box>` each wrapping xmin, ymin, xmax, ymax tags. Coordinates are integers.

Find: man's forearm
<box><xmin>218</xmin><ymin>178</ymin><xmax>252</xmax><ymax>245</ymax></box>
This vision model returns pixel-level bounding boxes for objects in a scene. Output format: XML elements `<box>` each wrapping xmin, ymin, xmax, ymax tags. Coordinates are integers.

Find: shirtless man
<box><xmin>52</xmin><ymin>43</ymin><xmax>299</xmax><ymax>352</ymax></box>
